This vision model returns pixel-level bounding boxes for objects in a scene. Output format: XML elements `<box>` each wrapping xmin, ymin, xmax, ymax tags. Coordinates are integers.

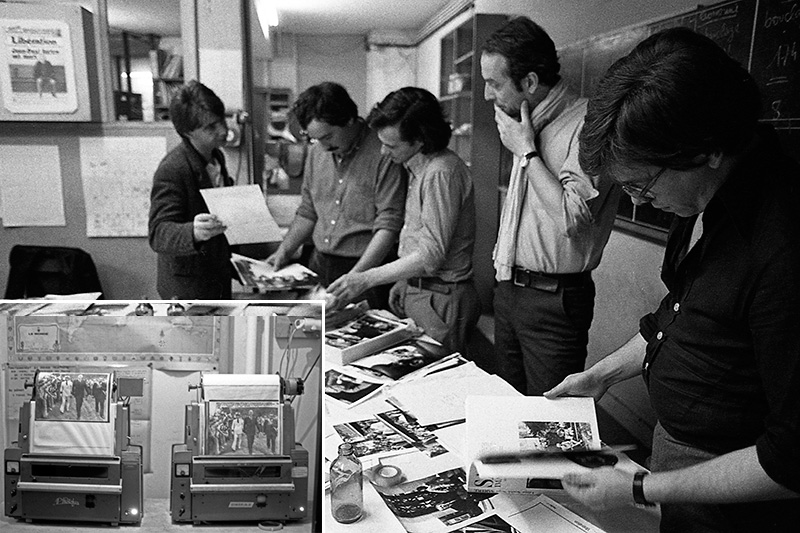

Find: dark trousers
<box><xmin>397</xmin><ymin>279</ymin><xmax>481</xmax><ymax>355</ymax></box>
<box><xmin>494</xmin><ymin>277</ymin><xmax>595</xmax><ymax>396</ymax></box>
<box><xmin>651</xmin><ymin>422</ymin><xmax>800</xmax><ymax>533</ymax></box>
<box><xmin>309</xmin><ymin>249</ymin><xmax>391</xmax><ymax>310</ymax></box>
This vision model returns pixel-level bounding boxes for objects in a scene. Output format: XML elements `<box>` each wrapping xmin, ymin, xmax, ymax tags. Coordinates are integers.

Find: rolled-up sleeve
<box><xmin>372</xmin><ymin>157</ymin><xmax>406</xmax><ymax>234</ymax></box>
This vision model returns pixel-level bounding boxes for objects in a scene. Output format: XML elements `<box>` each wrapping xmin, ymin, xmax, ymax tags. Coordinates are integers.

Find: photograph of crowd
<box><xmin>324</xmin><ymin>368</ymin><xmax>384</xmax><ymax>407</ymax></box>
<box><xmin>325</xmin><ymin>314</ymin><xmax>405</xmax><ymax>350</ymax></box>
<box><xmin>205</xmin><ymin>401</ymin><xmax>281</xmax><ymax>456</ymax></box>
<box><xmin>34</xmin><ymin>371</ymin><xmax>110</xmax><ymax>422</ymax></box>
<box><xmin>333</xmin><ymin>415</ymin><xmax>415</xmax><ymax>459</ymax></box>
<box><xmin>373</xmin><ymin>468</ymin><xmax>495</xmax><ymax>533</ymax></box>
<box><xmin>517</xmin><ymin>421</ymin><xmax>595</xmax><ymax>453</ymax></box>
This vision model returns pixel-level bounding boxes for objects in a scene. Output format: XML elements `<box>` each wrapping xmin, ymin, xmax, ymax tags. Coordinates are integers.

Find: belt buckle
<box><xmin>513</xmin><ymin>268</ymin><xmax>528</xmax><ymax>288</ymax></box>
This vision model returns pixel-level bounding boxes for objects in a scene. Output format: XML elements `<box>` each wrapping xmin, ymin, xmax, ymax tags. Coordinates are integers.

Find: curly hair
<box><xmin>367</xmin><ymin>87</ymin><xmax>451</xmax><ymax>154</ymax></box>
<box><xmin>169</xmin><ymin>80</ymin><xmax>226</xmax><ymax>136</ymax></box>
<box><xmin>579</xmin><ymin>27</ymin><xmax>760</xmax><ymax>179</ymax></box>
<box><xmin>291</xmin><ymin>82</ymin><xmax>358</xmax><ymax>129</ymax></box>
<box><xmin>482</xmin><ymin>16</ymin><xmax>561</xmax><ymax>90</ymax></box>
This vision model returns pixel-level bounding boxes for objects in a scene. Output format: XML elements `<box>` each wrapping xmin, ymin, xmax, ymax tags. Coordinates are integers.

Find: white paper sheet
<box><xmin>201</xmin><ymin>184</ymin><xmax>283</xmax><ymax>244</ymax></box>
<box><xmin>0</xmin><ymin>144</ymin><xmax>65</xmax><ymax>226</ymax></box>
<box><xmin>386</xmin><ymin>363</ymin><xmax>519</xmax><ymax>426</ymax></box>
<box><xmin>466</xmin><ymin>395</ymin><xmax>601</xmax><ymax>461</ymax></box>
<box><xmin>79</xmin><ymin>136</ymin><xmax>166</xmax><ymax>237</ymax></box>
<box><xmin>202</xmin><ymin>373</ymin><xmax>281</xmax><ymax>401</ymax></box>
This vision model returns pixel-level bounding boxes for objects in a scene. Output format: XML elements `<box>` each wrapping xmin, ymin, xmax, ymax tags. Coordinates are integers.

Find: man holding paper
<box><xmin>545</xmin><ymin>29</ymin><xmax>800</xmax><ymax>532</ymax></box>
<box><xmin>149</xmin><ymin>81</ymin><xmax>236</xmax><ymax>299</ymax></box>
<box><xmin>265</xmin><ymin>82</ymin><xmax>406</xmax><ymax>309</ymax></box>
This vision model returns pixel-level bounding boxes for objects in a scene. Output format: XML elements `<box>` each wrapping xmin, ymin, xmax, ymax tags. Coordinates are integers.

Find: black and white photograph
<box><xmin>517</xmin><ymin>421</ymin><xmax>595</xmax><ymax>453</ymax></box>
<box><xmin>231</xmin><ymin>253</ymin><xmax>319</xmax><ymax>292</ymax></box>
<box><xmin>451</xmin><ymin>514</ymin><xmax>521</xmax><ymax>533</ymax></box>
<box><xmin>205</xmin><ymin>401</ymin><xmax>281</xmax><ymax>456</ymax></box>
<box><xmin>373</xmin><ymin>468</ymin><xmax>495</xmax><ymax>533</ymax></box>
<box><xmin>324</xmin><ymin>367</ymin><xmax>384</xmax><ymax>407</ymax></box>
<box><xmin>325</xmin><ymin>313</ymin><xmax>405</xmax><ymax>350</ymax></box>
<box><xmin>376</xmin><ymin>409</ymin><xmax>448</xmax><ymax>458</ymax></box>
<box><xmin>333</xmin><ymin>415</ymin><xmax>415</xmax><ymax>459</ymax></box>
<box><xmin>34</xmin><ymin>371</ymin><xmax>110</xmax><ymax>422</ymax></box>
<box><xmin>350</xmin><ymin>340</ymin><xmax>452</xmax><ymax>381</ymax></box>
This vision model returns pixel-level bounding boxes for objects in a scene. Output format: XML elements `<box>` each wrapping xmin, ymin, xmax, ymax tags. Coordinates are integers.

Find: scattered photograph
<box><xmin>518</xmin><ymin>421</ymin><xmax>595</xmax><ymax>453</ymax></box>
<box><xmin>451</xmin><ymin>515</ymin><xmax>521</xmax><ymax>533</ymax></box>
<box><xmin>34</xmin><ymin>371</ymin><xmax>110</xmax><ymax>422</ymax></box>
<box><xmin>231</xmin><ymin>253</ymin><xmax>319</xmax><ymax>292</ymax></box>
<box><xmin>205</xmin><ymin>401</ymin><xmax>281</xmax><ymax>456</ymax></box>
<box><xmin>333</xmin><ymin>415</ymin><xmax>415</xmax><ymax>459</ymax></box>
<box><xmin>325</xmin><ymin>313</ymin><xmax>406</xmax><ymax>350</ymax></box>
<box><xmin>350</xmin><ymin>340</ymin><xmax>453</xmax><ymax>381</ymax></box>
<box><xmin>376</xmin><ymin>409</ymin><xmax>448</xmax><ymax>458</ymax></box>
<box><xmin>373</xmin><ymin>468</ymin><xmax>495</xmax><ymax>533</ymax></box>
<box><xmin>325</xmin><ymin>368</ymin><xmax>384</xmax><ymax>407</ymax></box>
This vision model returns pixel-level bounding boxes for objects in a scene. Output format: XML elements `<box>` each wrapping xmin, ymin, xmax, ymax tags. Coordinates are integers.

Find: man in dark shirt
<box><xmin>33</xmin><ymin>54</ymin><xmax>56</xmax><ymax>97</ymax></box>
<box><xmin>265</xmin><ymin>82</ymin><xmax>406</xmax><ymax>309</ymax></box>
<box><xmin>545</xmin><ymin>28</ymin><xmax>800</xmax><ymax>532</ymax></box>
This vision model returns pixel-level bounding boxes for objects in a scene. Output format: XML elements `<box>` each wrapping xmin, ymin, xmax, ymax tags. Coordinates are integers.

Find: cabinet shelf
<box><xmin>439</xmin><ymin>13</ymin><xmax>509</xmax><ymax>312</ymax></box>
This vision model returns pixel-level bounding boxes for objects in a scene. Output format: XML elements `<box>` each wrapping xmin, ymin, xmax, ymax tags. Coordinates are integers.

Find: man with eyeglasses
<box><xmin>149</xmin><ymin>80</ymin><xmax>237</xmax><ymax>299</ymax></box>
<box><xmin>546</xmin><ymin>28</ymin><xmax>800</xmax><ymax>532</ymax></box>
<box><xmin>266</xmin><ymin>82</ymin><xmax>406</xmax><ymax>309</ymax></box>
<box><xmin>480</xmin><ymin>17</ymin><xmax>621</xmax><ymax>396</ymax></box>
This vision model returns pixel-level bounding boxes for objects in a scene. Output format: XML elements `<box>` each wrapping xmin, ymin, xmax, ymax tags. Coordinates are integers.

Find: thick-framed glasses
<box><xmin>620</xmin><ymin>167</ymin><xmax>667</xmax><ymax>201</ymax></box>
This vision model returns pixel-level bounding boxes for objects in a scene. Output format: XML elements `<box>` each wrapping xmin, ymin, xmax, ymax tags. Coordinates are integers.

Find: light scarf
<box><xmin>493</xmin><ymin>80</ymin><xmax>576</xmax><ymax>280</ymax></box>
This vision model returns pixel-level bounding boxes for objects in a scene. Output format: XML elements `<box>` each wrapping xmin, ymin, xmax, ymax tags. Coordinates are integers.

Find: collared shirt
<box><xmin>398</xmin><ymin>149</ymin><xmax>475</xmax><ymax>282</ymax></box>
<box><xmin>640</xmin><ymin>125</ymin><xmax>800</xmax><ymax>494</ymax></box>
<box><xmin>501</xmin><ymin>98</ymin><xmax>620</xmax><ymax>276</ymax></box>
<box><xmin>296</xmin><ymin>120</ymin><xmax>406</xmax><ymax>257</ymax></box>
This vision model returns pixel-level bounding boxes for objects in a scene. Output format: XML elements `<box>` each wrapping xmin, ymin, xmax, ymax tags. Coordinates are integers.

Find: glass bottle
<box><xmin>330</xmin><ymin>443</ymin><xmax>363</xmax><ymax>523</ymax></box>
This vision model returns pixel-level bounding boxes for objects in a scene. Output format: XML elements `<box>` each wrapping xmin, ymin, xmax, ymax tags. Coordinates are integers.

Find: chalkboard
<box><xmin>558</xmin><ymin>0</ymin><xmax>800</xmax><ymax>236</ymax></box>
<box><xmin>750</xmin><ymin>0</ymin><xmax>800</xmax><ymax>126</ymax></box>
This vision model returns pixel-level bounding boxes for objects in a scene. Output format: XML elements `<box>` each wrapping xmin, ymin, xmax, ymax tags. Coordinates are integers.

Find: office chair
<box><xmin>4</xmin><ymin>244</ymin><xmax>103</xmax><ymax>299</ymax></box>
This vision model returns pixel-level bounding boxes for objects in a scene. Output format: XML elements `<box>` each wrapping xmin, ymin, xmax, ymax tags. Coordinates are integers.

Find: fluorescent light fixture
<box><xmin>255</xmin><ymin>0</ymin><xmax>279</xmax><ymax>38</ymax></box>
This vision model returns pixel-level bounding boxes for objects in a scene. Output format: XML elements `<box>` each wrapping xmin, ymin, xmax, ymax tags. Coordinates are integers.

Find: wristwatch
<box><xmin>519</xmin><ymin>150</ymin><xmax>538</xmax><ymax>168</ymax></box>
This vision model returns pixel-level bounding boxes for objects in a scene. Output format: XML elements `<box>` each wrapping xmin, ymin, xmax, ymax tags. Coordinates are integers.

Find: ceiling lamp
<box><xmin>255</xmin><ymin>0</ymin><xmax>279</xmax><ymax>38</ymax></box>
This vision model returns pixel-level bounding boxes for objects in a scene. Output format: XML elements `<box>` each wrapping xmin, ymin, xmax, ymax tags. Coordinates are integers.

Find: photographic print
<box><xmin>376</xmin><ymin>409</ymin><xmax>448</xmax><ymax>458</ymax></box>
<box><xmin>350</xmin><ymin>340</ymin><xmax>453</xmax><ymax>381</ymax></box>
<box><xmin>333</xmin><ymin>416</ymin><xmax>415</xmax><ymax>460</ymax></box>
<box><xmin>325</xmin><ymin>368</ymin><xmax>384</xmax><ymax>407</ymax></box>
<box><xmin>372</xmin><ymin>468</ymin><xmax>495</xmax><ymax>533</ymax></box>
<box><xmin>325</xmin><ymin>313</ymin><xmax>405</xmax><ymax>350</ymax></box>
<box><xmin>450</xmin><ymin>514</ymin><xmax>520</xmax><ymax>533</ymax></box>
<box><xmin>231</xmin><ymin>253</ymin><xmax>319</xmax><ymax>292</ymax></box>
<box><xmin>205</xmin><ymin>401</ymin><xmax>281</xmax><ymax>456</ymax></box>
<box><xmin>34</xmin><ymin>371</ymin><xmax>110</xmax><ymax>422</ymax></box>
<box><xmin>518</xmin><ymin>421</ymin><xmax>595</xmax><ymax>453</ymax></box>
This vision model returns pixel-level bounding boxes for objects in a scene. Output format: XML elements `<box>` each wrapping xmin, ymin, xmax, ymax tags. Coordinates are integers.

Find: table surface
<box><xmin>1</xmin><ymin>498</ymin><xmax>314</xmax><ymax>533</ymax></box>
<box><xmin>323</xmin><ymin>359</ymin><xmax>661</xmax><ymax>533</ymax></box>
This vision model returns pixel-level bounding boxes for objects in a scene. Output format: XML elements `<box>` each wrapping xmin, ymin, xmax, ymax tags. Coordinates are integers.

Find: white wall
<box><xmin>296</xmin><ymin>34</ymin><xmax>368</xmax><ymax>116</ymax></box>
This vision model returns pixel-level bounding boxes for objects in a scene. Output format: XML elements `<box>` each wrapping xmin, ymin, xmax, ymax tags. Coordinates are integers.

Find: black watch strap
<box><xmin>633</xmin><ymin>471</ymin><xmax>655</xmax><ymax>507</ymax></box>
<box><xmin>520</xmin><ymin>150</ymin><xmax>538</xmax><ymax>168</ymax></box>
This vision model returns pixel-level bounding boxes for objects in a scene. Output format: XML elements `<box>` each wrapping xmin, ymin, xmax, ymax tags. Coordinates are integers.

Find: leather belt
<box><xmin>407</xmin><ymin>276</ymin><xmax>469</xmax><ymax>294</ymax></box>
<box><xmin>511</xmin><ymin>267</ymin><xmax>590</xmax><ymax>293</ymax></box>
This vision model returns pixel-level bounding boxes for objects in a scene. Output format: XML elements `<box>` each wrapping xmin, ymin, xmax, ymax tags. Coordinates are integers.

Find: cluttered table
<box><xmin>0</xmin><ymin>498</ymin><xmax>313</xmax><ymax>532</ymax></box>
<box><xmin>323</xmin><ymin>308</ymin><xmax>660</xmax><ymax>533</ymax></box>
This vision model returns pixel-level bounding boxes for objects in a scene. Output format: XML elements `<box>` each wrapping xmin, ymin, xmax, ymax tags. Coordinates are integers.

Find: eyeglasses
<box><xmin>619</xmin><ymin>167</ymin><xmax>667</xmax><ymax>201</ymax></box>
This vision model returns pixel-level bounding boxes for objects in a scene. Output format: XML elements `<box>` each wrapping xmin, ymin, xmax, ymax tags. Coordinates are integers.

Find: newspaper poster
<box><xmin>204</xmin><ymin>401</ymin><xmax>281</xmax><ymax>456</ymax></box>
<box><xmin>0</xmin><ymin>18</ymin><xmax>78</xmax><ymax>114</ymax></box>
